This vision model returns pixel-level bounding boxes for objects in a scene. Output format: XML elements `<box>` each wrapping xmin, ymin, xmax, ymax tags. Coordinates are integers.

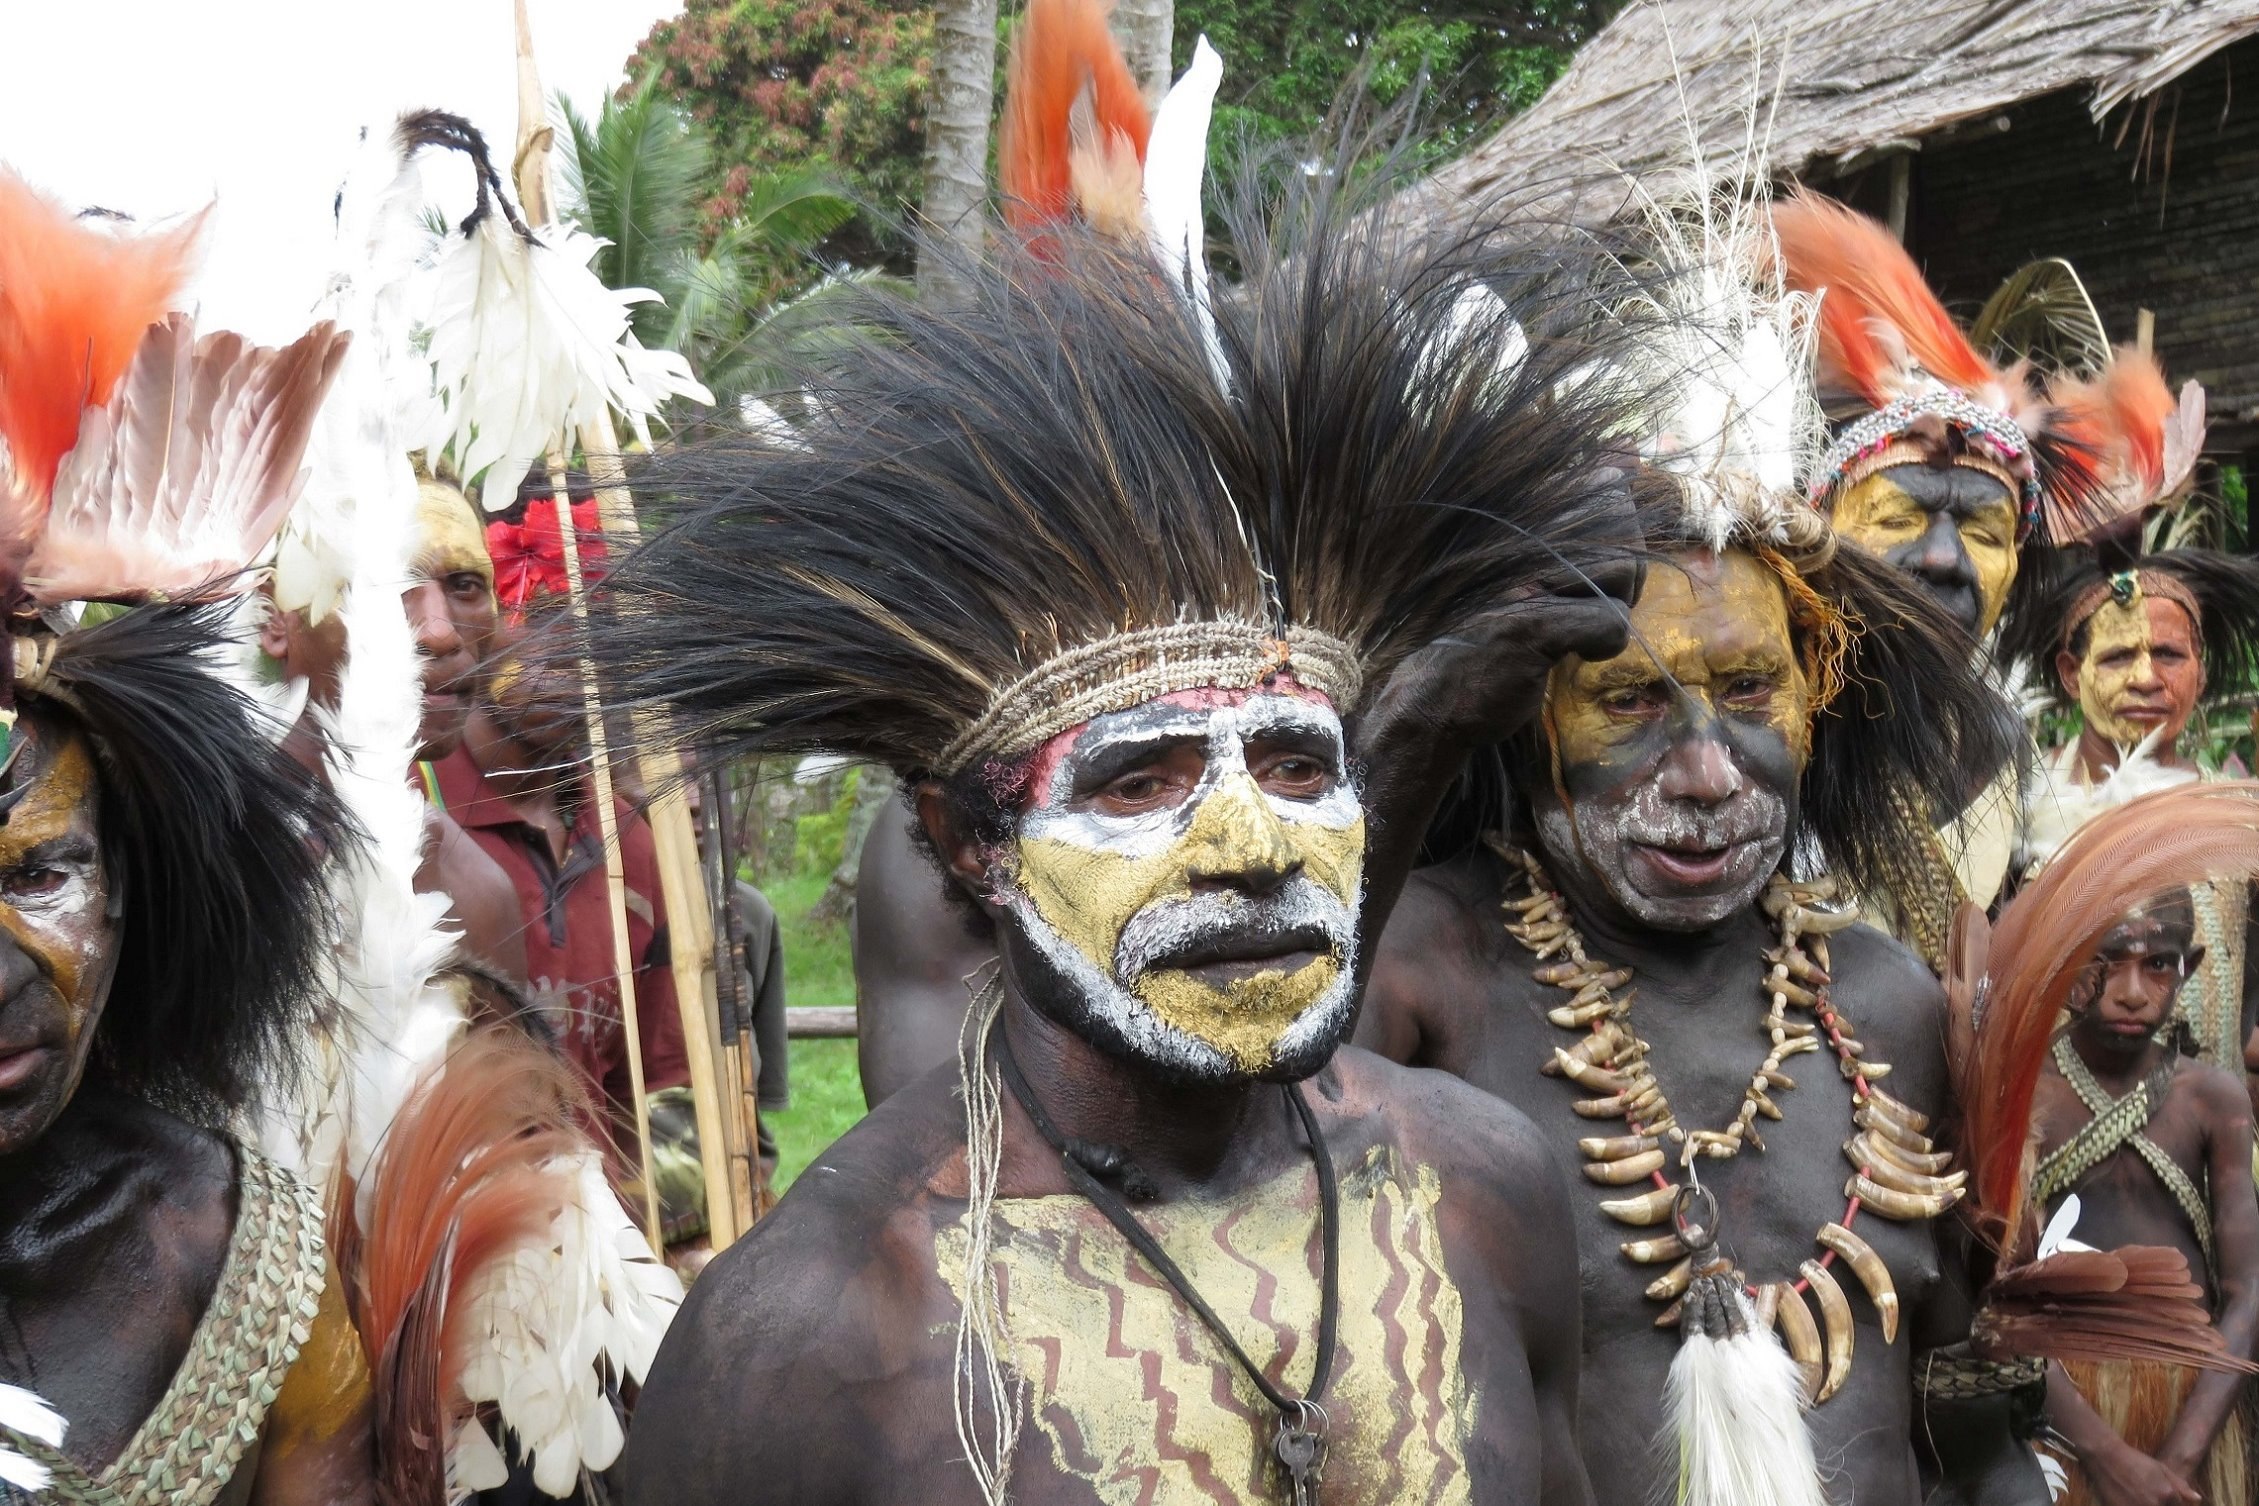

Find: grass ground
<box><xmin>755</xmin><ymin>861</ymin><xmax>869</xmax><ymax>1193</ymax></box>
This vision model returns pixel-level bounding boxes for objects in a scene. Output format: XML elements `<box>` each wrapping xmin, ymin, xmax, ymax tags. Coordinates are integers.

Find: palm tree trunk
<box><xmin>1112</xmin><ymin>0</ymin><xmax>1174</xmax><ymax>106</ymax></box>
<box><xmin>918</xmin><ymin>0</ymin><xmax>1000</xmax><ymax>296</ymax></box>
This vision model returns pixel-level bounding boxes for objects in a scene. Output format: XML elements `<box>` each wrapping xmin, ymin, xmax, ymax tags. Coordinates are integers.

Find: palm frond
<box><xmin>1971</xmin><ymin>258</ymin><xmax>2111</xmax><ymax>380</ymax></box>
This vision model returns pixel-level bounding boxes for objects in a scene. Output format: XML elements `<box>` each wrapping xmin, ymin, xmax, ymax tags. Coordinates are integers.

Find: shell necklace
<box><xmin>1489</xmin><ymin>836</ymin><xmax>1967</xmax><ymax>1403</ymax></box>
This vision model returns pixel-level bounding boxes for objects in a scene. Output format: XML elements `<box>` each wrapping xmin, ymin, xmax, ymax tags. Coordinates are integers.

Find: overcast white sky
<box><xmin>0</xmin><ymin>0</ymin><xmax>684</xmax><ymax>343</ymax></box>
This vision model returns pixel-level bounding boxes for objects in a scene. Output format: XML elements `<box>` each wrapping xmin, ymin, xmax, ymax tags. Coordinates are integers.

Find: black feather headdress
<box><xmin>17</xmin><ymin>601</ymin><xmax>348</xmax><ymax>1125</ymax></box>
<box><xmin>584</xmin><ymin>142</ymin><xmax>1654</xmax><ymax>792</ymax></box>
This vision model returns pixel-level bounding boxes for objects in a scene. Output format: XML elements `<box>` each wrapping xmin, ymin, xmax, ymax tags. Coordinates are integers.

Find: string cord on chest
<box><xmin>990</xmin><ymin>1025</ymin><xmax>1342</xmax><ymax>1425</ymax></box>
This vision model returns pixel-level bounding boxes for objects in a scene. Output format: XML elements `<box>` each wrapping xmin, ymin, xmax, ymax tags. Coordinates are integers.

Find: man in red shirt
<box><xmin>434</xmin><ymin>501</ymin><xmax>688</xmax><ymax>1169</ymax></box>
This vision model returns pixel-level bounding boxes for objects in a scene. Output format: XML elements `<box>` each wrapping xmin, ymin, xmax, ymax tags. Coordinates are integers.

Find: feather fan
<box><xmin>998</xmin><ymin>0</ymin><xmax>1151</xmax><ymax>238</ymax></box>
<box><xmin>0</xmin><ymin>171</ymin><xmax>201</xmax><ymax>525</ymax></box>
<box><xmin>1978</xmin><ymin>1246</ymin><xmax>2254</xmax><ymax>1373</ymax></box>
<box><xmin>1961</xmin><ymin>781</ymin><xmax>2259</xmax><ymax>1257</ymax></box>
<box><xmin>37</xmin><ymin>314</ymin><xmax>349</xmax><ymax>601</ymax></box>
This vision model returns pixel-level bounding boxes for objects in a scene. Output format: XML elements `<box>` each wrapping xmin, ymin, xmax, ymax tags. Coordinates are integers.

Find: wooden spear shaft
<box><xmin>546</xmin><ymin>457</ymin><xmax>664</xmax><ymax>1254</ymax></box>
<box><xmin>578</xmin><ymin>422</ymin><xmax>755</xmax><ymax>1242</ymax></box>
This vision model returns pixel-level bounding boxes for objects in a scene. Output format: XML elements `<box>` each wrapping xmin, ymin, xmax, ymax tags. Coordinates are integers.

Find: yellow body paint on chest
<box><xmin>939</xmin><ymin>1145</ymin><xmax>1472</xmax><ymax>1503</ymax></box>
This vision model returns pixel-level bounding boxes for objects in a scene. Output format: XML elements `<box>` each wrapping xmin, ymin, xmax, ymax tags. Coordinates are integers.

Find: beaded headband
<box><xmin>937</xmin><ymin>620</ymin><xmax>1364</xmax><ymax>776</ymax></box>
<box><xmin>1811</xmin><ymin>389</ymin><xmax>2043</xmax><ymax>539</ymax></box>
<box><xmin>2060</xmin><ymin>569</ymin><xmax>2205</xmax><ymax>659</ymax></box>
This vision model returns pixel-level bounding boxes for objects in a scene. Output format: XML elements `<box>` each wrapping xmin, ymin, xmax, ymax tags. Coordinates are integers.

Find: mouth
<box><xmin>1630</xmin><ymin>838</ymin><xmax>1752</xmax><ymax>887</ymax></box>
<box><xmin>2105</xmin><ymin>1018</ymin><xmax>2156</xmax><ymax>1037</ymax></box>
<box><xmin>1151</xmin><ymin>925</ymin><xmax>1333</xmax><ymax>986</ymax></box>
<box><xmin>0</xmin><ymin>1043</ymin><xmax>49</xmax><ymax>1092</ymax></box>
<box><xmin>2113</xmin><ymin>706</ymin><xmax>2171</xmax><ymax>728</ymax></box>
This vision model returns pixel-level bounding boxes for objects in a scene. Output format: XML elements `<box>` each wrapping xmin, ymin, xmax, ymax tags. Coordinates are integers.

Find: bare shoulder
<box><xmin>1322</xmin><ymin>1045</ymin><xmax>1565</xmax><ymax>1200</ymax></box>
<box><xmin>622</xmin><ymin>1074</ymin><xmax>965</xmax><ymax>1501</ymax></box>
<box><xmin>2174</xmin><ymin>1055</ymin><xmax>2254</xmax><ymax>1121</ymax></box>
<box><xmin>1361</xmin><ymin>852</ymin><xmax>1517</xmax><ymax>1059</ymax></box>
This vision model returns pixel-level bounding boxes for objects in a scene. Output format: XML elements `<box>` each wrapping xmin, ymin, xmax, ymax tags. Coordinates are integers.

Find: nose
<box><xmin>1656</xmin><ymin>727</ymin><xmax>1741</xmax><ymax>804</ymax></box>
<box><xmin>402</xmin><ymin>582</ymin><xmax>463</xmax><ymax>662</ymax></box>
<box><xmin>1910</xmin><ymin>512</ymin><xmax>1977</xmax><ymax>590</ymax></box>
<box><xmin>2099</xmin><ymin>960</ymin><xmax>2161</xmax><ymax>1018</ymax></box>
<box><xmin>2125</xmin><ymin>649</ymin><xmax>2163</xmax><ymax>693</ymax></box>
<box><xmin>1182</xmin><ymin>771</ymin><xmax>1302</xmax><ymax>896</ymax></box>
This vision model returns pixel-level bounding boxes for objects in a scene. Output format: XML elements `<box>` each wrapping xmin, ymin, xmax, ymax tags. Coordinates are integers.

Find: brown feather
<box><xmin>1979</xmin><ymin>1247</ymin><xmax>2250</xmax><ymax>1372</ymax></box>
<box><xmin>346</xmin><ymin>1029</ymin><xmax>585</xmax><ymax>1506</ymax></box>
<box><xmin>34</xmin><ymin>313</ymin><xmax>348</xmax><ymax>602</ymax></box>
<box><xmin>1965</xmin><ymin>782</ymin><xmax>2259</xmax><ymax>1254</ymax></box>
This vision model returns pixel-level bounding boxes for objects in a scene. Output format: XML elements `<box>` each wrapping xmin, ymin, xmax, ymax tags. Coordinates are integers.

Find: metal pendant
<box><xmin>1272</xmin><ymin>1400</ymin><xmax>1329</xmax><ymax>1504</ymax></box>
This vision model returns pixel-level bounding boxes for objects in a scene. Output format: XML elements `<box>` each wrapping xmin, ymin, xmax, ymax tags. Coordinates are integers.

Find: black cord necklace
<box><xmin>991</xmin><ymin>1026</ymin><xmax>1341</xmax><ymax>1503</ymax></box>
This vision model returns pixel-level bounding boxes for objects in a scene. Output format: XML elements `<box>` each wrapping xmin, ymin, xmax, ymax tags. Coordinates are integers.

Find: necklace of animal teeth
<box><xmin>1487</xmin><ymin>836</ymin><xmax>1968</xmax><ymax>1405</ymax></box>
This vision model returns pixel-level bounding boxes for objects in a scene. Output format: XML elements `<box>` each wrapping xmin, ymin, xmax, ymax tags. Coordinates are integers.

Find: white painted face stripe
<box><xmin>1022</xmin><ymin>693</ymin><xmax>1358</xmax><ymax>860</ymax></box>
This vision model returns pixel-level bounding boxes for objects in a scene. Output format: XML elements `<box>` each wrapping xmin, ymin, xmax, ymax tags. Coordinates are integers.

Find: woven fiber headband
<box><xmin>937</xmin><ymin>620</ymin><xmax>1364</xmax><ymax>776</ymax></box>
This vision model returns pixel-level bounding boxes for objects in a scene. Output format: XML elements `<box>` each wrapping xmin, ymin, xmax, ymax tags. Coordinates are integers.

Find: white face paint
<box><xmin>997</xmin><ymin>689</ymin><xmax>1367</xmax><ymax>1081</ymax></box>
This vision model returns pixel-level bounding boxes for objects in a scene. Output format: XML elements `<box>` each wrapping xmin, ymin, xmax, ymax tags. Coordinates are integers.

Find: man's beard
<box><xmin>1535</xmin><ymin>775</ymin><xmax>1789</xmax><ymax>931</ymax></box>
<box><xmin>997</xmin><ymin>875</ymin><xmax>1360</xmax><ymax>1084</ymax></box>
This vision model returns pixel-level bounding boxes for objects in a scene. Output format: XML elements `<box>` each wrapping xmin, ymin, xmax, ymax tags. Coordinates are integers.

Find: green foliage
<box><xmin>791</xmin><ymin>767</ymin><xmax>863</xmax><ymax>875</ymax></box>
<box><xmin>629</xmin><ymin>0</ymin><xmax>934</xmax><ymax>272</ymax></box>
<box><xmin>557</xmin><ymin>73</ymin><xmax>871</xmax><ymax>423</ymax></box>
<box><xmin>769</xmin><ymin>1039</ymin><xmax>866</xmax><ymax>1192</ymax></box>
<box><xmin>1181</xmin><ymin>0</ymin><xmax>1611</xmax><ymax>169</ymax></box>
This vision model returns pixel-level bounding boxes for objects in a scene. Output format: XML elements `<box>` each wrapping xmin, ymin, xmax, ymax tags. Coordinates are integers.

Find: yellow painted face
<box><xmin>1003</xmin><ymin>688</ymin><xmax>1366</xmax><ymax>1080</ymax></box>
<box><xmin>1536</xmin><ymin>551</ymin><xmax>1809</xmax><ymax>929</ymax></box>
<box><xmin>1832</xmin><ymin>467</ymin><xmax>2019</xmax><ymax>637</ymax></box>
<box><xmin>2068</xmin><ymin>592</ymin><xmax>2204</xmax><ymax>749</ymax></box>
<box><xmin>412</xmin><ymin>480</ymin><xmax>496</xmax><ymax>596</ymax></box>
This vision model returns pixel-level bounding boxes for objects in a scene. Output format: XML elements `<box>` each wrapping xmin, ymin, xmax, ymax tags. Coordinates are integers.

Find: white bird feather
<box><xmin>0</xmin><ymin>1381</ymin><xmax>65</xmax><ymax>1494</ymax></box>
<box><xmin>1143</xmin><ymin>37</ymin><xmax>1227</xmax><ymax>392</ymax></box>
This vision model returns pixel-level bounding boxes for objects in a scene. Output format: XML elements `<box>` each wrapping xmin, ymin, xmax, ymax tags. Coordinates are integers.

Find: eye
<box><xmin>1599</xmin><ymin>684</ymin><xmax>1666</xmax><ymax>718</ymax></box>
<box><xmin>1099</xmin><ymin>771</ymin><xmax>1171</xmax><ymax>807</ymax></box>
<box><xmin>1256</xmin><ymin>752</ymin><xmax>1332</xmax><ymax>797</ymax></box>
<box><xmin>1721</xmin><ymin>673</ymin><xmax>1776</xmax><ymax>709</ymax></box>
<box><xmin>447</xmin><ymin>573</ymin><xmax>491</xmax><ymax>601</ymax></box>
<box><xmin>3</xmin><ymin>866</ymin><xmax>66</xmax><ymax>899</ymax></box>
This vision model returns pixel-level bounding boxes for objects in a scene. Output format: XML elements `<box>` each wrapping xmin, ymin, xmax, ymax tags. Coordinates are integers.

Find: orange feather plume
<box><xmin>0</xmin><ymin>171</ymin><xmax>201</xmax><ymax>511</ymax></box>
<box><xmin>1958</xmin><ymin>781</ymin><xmax>2259</xmax><ymax>1258</ymax></box>
<box><xmin>335</xmin><ymin>1029</ymin><xmax>584</xmax><ymax>1506</ymax></box>
<box><xmin>2050</xmin><ymin>349</ymin><xmax>2177</xmax><ymax>498</ymax></box>
<box><xmin>1772</xmin><ymin>189</ymin><xmax>2002</xmax><ymax>411</ymax></box>
<box><xmin>998</xmin><ymin>0</ymin><xmax>1150</xmax><ymax>239</ymax></box>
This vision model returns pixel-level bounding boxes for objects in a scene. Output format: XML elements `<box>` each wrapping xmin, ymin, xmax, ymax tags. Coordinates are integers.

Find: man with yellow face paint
<box><xmin>1772</xmin><ymin>195</ymin><xmax>2136</xmax><ymax>970</ymax></box>
<box><xmin>1360</xmin><ymin>150</ymin><xmax>2076</xmax><ymax>1506</ymax></box>
<box><xmin>586</xmin><ymin>65</ymin><xmax>1662</xmax><ymax>1503</ymax></box>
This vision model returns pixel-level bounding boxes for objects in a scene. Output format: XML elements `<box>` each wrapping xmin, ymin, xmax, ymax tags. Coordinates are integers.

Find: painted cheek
<box><xmin>1012</xmin><ymin>836</ymin><xmax>1177</xmax><ymax>978</ymax></box>
<box><xmin>1968</xmin><ymin>537</ymin><xmax>2018</xmax><ymax>637</ymax></box>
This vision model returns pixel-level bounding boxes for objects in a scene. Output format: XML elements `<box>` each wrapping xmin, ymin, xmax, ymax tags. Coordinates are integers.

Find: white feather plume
<box><xmin>0</xmin><ymin>1381</ymin><xmax>65</xmax><ymax>1493</ymax></box>
<box><xmin>1662</xmin><ymin>1288</ymin><xmax>1829</xmax><ymax>1506</ymax></box>
<box><xmin>1143</xmin><ymin>36</ymin><xmax>1228</xmax><ymax>392</ymax></box>
<box><xmin>418</xmin><ymin>215</ymin><xmax>710</xmax><ymax>510</ymax></box>
<box><xmin>257</xmin><ymin>115</ymin><xmax>683</xmax><ymax>1492</ymax></box>
<box><xmin>1624</xmin><ymin>56</ymin><xmax>1824</xmax><ymax>552</ymax></box>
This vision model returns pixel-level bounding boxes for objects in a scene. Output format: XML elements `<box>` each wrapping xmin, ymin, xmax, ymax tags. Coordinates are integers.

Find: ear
<box><xmin>257</xmin><ymin>597</ymin><xmax>296</xmax><ymax>666</ymax></box>
<box><xmin>2054</xmin><ymin>648</ymin><xmax>2081</xmax><ymax>702</ymax></box>
<box><xmin>916</xmin><ymin>780</ymin><xmax>996</xmax><ymax>898</ymax></box>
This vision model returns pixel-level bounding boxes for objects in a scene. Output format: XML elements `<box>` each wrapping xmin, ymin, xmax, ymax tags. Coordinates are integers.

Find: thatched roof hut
<box><xmin>1418</xmin><ymin>0</ymin><xmax>2259</xmax><ymax>456</ymax></box>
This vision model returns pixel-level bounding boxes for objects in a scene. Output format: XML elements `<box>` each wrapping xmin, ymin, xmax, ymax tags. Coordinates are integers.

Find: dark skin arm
<box><xmin>2156</xmin><ymin>1068</ymin><xmax>2259</xmax><ymax>1483</ymax></box>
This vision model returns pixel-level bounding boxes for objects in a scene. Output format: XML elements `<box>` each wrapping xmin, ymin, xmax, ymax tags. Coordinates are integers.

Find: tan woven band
<box><xmin>1835</xmin><ymin>439</ymin><xmax>2020</xmax><ymax>506</ymax></box>
<box><xmin>2062</xmin><ymin>569</ymin><xmax>2205</xmax><ymax>657</ymax></box>
<box><xmin>937</xmin><ymin>620</ymin><xmax>1364</xmax><ymax>776</ymax></box>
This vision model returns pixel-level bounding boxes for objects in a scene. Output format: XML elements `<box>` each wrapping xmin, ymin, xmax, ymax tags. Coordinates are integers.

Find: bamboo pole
<box><xmin>579</xmin><ymin>424</ymin><xmax>756</xmax><ymax>1243</ymax></box>
<box><xmin>546</xmin><ymin>460</ymin><xmax>664</xmax><ymax>1253</ymax></box>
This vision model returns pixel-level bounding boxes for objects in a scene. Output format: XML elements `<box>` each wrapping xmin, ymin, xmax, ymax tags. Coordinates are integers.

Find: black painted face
<box><xmin>0</xmin><ymin>720</ymin><xmax>121</xmax><ymax>1156</ymax></box>
<box><xmin>1531</xmin><ymin>552</ymin><xmax>1809</xmax><ymax>931</ymax></box>
<box><xmin>1830</xmin><ymin>463</ymin><xmax>2019</xmax><ymax>639</ymax></box>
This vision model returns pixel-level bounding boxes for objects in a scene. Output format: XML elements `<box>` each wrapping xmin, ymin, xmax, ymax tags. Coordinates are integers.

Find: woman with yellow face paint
<box><xmin>575</xmin><ymin>40</ymin><xmax>1670</xmax><ymax>1498</ymax></box>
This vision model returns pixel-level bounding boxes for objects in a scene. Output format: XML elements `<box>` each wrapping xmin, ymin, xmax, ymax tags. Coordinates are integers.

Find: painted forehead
<box><xmin>413</xmin><ymin>483</ymin><xmax>495</xmax><ymax>580</ymax></box>
<box><xmin>2099</xmin><ymin>902</ymin><xmax>2196</xmax><ymax>955</ymax></box>
<box><xmin>1019</xmin><ymin>678</ymin><xmax>1342</xmax><ymax>807</ymax></box>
